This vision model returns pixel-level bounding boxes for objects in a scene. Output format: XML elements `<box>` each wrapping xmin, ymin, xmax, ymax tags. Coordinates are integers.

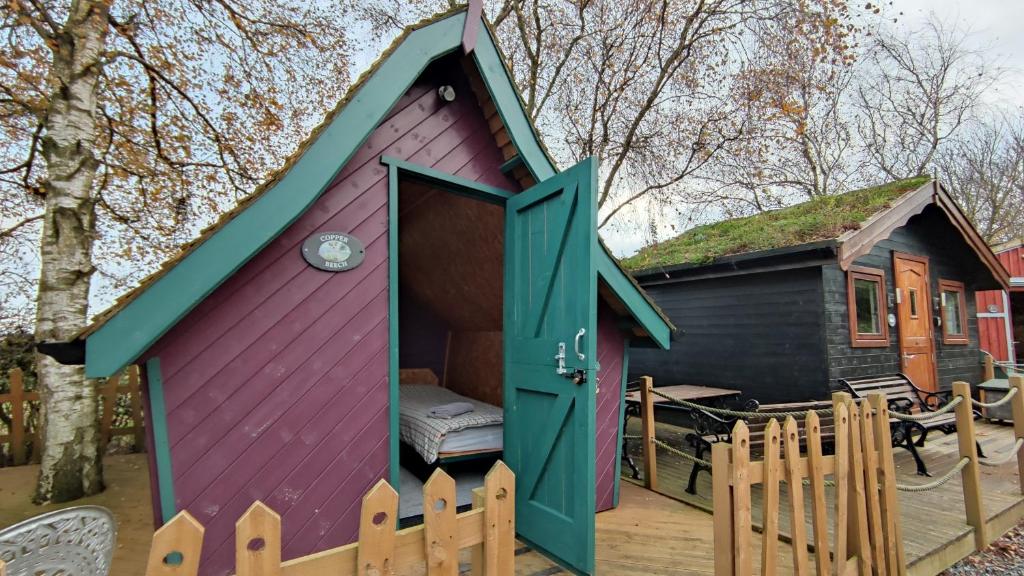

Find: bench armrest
<box><xmin>691</xmin><ymin>408</ymin><xmax>738</xmax><ymax>441</ymax></box>
<box><xmin>887</xmin><ymin>397</ymin><xmax>915</xmax><ymax>414</ymax></box>
<box><xmin>918</xmin><ymin>389</ymin><xmax>952</xmax><ymax>411</ymax></box>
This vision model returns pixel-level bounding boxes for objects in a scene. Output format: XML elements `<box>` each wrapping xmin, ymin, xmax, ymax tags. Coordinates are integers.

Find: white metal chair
<box><xmin>0</xmin><ymin>505</ymin><xmax>116</xmax><ymax>575</ymax></box>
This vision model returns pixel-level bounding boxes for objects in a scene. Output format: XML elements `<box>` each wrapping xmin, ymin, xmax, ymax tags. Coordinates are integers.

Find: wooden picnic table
<box><xmin>621</xmin><ymin>384</ymin><xmax>741</xmax><ymax>480</ymax></box>
<box><xmin>623</xmin><ymin>383</ymin><xmax>741</xmax><ymax>407</ymax></box>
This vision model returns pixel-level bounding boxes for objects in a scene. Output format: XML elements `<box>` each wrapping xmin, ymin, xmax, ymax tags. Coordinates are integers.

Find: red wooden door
<box><xmin>894</xmin><ymin>253</ymin><xmax>937</xmax><ymax>391</ymax></box>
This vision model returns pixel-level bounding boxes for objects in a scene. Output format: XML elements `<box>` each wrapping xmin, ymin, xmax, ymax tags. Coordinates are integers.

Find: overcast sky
<box><xmin>899</xmin><ymin>0</ymin><xmax>1024</xmax><ymax>109</ymax></box>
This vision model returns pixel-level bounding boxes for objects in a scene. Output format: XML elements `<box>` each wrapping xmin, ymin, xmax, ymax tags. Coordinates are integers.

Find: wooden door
<box><xmin>894</xmin><ymin>254</ymin><xmax>937</xmax><ymax>391</ymax></box>
<box><xmin>504</xmin><ymin>157</ymin><xmax>598</xmax><ymax>574</ymax></box>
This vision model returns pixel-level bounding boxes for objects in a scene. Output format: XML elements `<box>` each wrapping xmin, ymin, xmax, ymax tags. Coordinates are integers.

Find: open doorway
<box><xmin>394</xmin><ymin>176</ymin><xmax>507</xmax><ymax>522</ymax></box>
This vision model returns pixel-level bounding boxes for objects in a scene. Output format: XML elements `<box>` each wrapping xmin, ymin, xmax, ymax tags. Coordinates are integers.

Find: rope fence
<box><xmin>979</xmin><ymin>438</ymin><xmax>1024</xmax><ymax>467</ymax></box>
<box><xmin>972</xmin><ymin>386</ymin><xmax>1019</xmax><ymax>409</ymax></box>
<box><xmin>627</xmin><ymin>373</ymin><xmax>1024</xmax><ymax>561</ymax></box>
<box><xmin>894</xmin><ymin>457</ymin><xmax>970</xmax><ymax>492</ymax></box>
<box><xmin>645</xmin><ymin>381</ymin><xmax>973</xmax><ymax>424</ymax></box>
<box><xmin>647</xmin><ymin>387</ymin><xmax>833</xmax><ymax>419</ymax></box>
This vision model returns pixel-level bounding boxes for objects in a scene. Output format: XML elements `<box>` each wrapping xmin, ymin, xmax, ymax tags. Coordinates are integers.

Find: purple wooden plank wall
<box><xmin>142</xmin><ymin>61</ymin><xmax>519</xmax><ymax>576</ymax></box>
<box><xmin>595</xmin><ymin>302</ymin><xmax>625</xmax><ymax>512</ymax></box>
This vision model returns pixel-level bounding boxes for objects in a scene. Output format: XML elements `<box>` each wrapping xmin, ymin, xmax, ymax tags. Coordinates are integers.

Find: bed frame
<box><xmin>398</xmin><ymin>368</ymin><xmax>503</xmax><ymax>479</ymax></box>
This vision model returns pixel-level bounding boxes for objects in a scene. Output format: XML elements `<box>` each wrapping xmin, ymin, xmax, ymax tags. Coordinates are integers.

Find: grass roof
<box><xmin>623</xmin><ymin>176</ymin><xmax>932</xmax><ymax>271</ymax></box>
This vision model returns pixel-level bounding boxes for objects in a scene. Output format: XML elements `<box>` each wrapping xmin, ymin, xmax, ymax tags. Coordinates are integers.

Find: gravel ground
<box><xmin>942</xmin><ymin>521</ymin><xmax>1024</xmax><ymax>575</ymax></box>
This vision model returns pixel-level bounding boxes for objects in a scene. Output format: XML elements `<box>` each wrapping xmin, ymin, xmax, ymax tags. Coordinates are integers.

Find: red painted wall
<box><xmin>998</xmin><ymin>245</ymin><xmax>1024</xmax><ymax>277</ymax></box>
<box><xmin>976</xmin><ymin>245</ymin><xmax>1021</xmax><ymax>362</ymax></box>
<box><xmin>143</xmin><ymin>62</ymin><xmax>520</xmax><ymax>574</ymax></box>
<box><xmin>595</xmin><ymin>302</ymin><xmax>625</xmax><ymax>512</ymax></box>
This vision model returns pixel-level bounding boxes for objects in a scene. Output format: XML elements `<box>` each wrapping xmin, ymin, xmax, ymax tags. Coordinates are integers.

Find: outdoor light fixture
<box><xmin>438</xmin><ymin>85</ymin><xmax>456</xmax><ymax>102</ymax></box>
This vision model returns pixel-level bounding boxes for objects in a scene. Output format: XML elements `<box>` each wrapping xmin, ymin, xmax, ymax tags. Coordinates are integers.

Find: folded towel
<box><xmin>428</xmin><ymin>402</ymin><xmax>475</xmax><ymax>419</ymax></box>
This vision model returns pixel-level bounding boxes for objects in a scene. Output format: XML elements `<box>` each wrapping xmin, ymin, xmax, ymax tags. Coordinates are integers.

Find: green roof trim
<box><xmin>624</xmin><ymin>176</ymin><xmax>932</xmax><ymax>271</ymax></box>
<box><xmin>598</xmin><ymin>254</ymin><xmax>671</xmax><ymax>348</ymax></box>
<box><xmin>83</xmin><ymin>7</ymin><xmax>672</xmax><ymax>377</ymax></box>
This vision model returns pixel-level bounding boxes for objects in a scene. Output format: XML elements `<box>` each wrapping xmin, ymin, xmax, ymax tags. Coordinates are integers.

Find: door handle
<box><xmin>574</xmin><ymin>328</ymin><xmax>586</xmax><ymax>361</ymax></box>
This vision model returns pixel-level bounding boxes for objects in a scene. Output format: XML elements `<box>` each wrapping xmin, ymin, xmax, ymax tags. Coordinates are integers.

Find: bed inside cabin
<box><xmin>396</xmin><ymin>177</ymin><xmax>507</xmax><ymax>520</ymax></box>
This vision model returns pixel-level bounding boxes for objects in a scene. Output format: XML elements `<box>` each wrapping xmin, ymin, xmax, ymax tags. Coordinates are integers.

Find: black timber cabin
<box><xmin>624</xmin><ymin>178</ymin><xmax>1011</xmax><ymax>403</ymax></box>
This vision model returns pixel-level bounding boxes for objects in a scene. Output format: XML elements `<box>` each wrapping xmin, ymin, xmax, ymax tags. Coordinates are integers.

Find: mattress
<box><xmin>438</xmin><ymin>424</ymin><xmax>504</xmax><ymax>455</ymax></box>
<box><xmin>399</xmin><ymin>384</ymin><xmax>504</xmax><ymax>464</ymax></box>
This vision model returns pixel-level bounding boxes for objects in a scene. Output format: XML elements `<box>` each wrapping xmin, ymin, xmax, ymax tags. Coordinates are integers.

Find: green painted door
<box><xmin>504</xmin><ymin>157</ymin><xmax>598</xmax><ymax>574</ymax></box>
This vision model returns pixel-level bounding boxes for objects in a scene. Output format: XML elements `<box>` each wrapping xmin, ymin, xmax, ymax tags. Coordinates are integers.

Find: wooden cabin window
<box><xmin>848</xmin><ymin>266</ymin><xmax>889</xmax><ymax>347</ymax></box>
<box><xmin>908</xmin><ymin>288</ymin><xmax>919</xmax><ymax>318</ymax></box>
<box><xmin>939</xmin><ymin>279</ymin><xmax>968</xmax><ymax>344</ymax></box>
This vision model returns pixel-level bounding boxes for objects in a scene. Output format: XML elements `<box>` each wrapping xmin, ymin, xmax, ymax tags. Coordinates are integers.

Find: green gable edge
<box><xmin>85</xmin><ymin>7</ymin><xmax>670</xmax><ymax>378</ymax></box>
<box><xmin>623</xmin><ymin>176</ymin><xmax>933</xmax><ymax>273</ymax></box>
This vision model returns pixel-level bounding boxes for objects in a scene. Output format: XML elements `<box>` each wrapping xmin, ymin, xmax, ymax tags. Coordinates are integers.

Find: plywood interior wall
<box><xmin>399</xmin><ymin>182</ymin><xmax>504</xmax><ymax>405</ymax></box>
<box><xmin>446</xmin><ymin>331</ymin><xmax>503</xmax><ymax>407</ymax></box>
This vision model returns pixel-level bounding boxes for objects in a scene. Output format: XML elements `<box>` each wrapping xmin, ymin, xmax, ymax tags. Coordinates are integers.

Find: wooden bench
<box><xmin>683</xmin><ymin>399</ymin><xmax>835</xmax><ymax>495</ymax></box>
<box><xmin>837</xmin><ymin>373</ymin><xmax>983</xmax><ymax>476</ymax></box>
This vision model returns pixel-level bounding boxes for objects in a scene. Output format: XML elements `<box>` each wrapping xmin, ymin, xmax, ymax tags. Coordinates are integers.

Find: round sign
<box><xmin>301</xmin><ymin>232</ymin><xmax>365</xmax><ymax>272</ymax></box>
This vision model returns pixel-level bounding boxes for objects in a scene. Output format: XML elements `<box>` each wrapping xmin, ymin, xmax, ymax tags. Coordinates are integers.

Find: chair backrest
<box><xmin>0</xmin><ymin>505</ymin><xmax>116</xmax><ymax>576</ymax></box>
<box><xmin>838</xmin><ymin>374</ymin><xmax>921</xmax><ymax>413</ymax></box>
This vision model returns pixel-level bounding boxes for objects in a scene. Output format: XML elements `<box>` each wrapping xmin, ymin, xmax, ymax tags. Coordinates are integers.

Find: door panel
<box><xmin>504</xmin><ymin>157</ymin><xmax>598</xmax><ymax>574</ymax></box>
<box><xmin>894</xmin><ymin>254</ymin><xmax>937</xmax><ymax>391</ymax></box>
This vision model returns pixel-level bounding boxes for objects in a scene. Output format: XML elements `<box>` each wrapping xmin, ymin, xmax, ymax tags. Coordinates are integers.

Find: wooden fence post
<box><xmin>8</xmin><ymin>368</ymin><xmax>26</xmax><ymax>465</ymax></box>
<box><xmin>846</xmin><ymin>400</ymin><xmax>872</xmax><ymax>576</ymax></box>
<box><xmin>99</xmin><ymin>372</ymin><xmax>120</xmax><ymax>453</ymax></box>
<box><xmin>423</xmin><ymin>469</ymin><xmax>458</xmax><ymax>576</ymax></box>
<box><xmin>782</xmin><ymin>417</ymin><xmax>810</xmax><ymax>576</ymax></box>
<box><xmin>983</xmin><ymin>354</ymin><xmax>995</xmax><ymax>382</ymax></box>
<box><xmin>144</xmin><ymin>511</ymin><xmax>205</xmax><ymax>575</ymax></box>
<box><xmin>712</xmin><ymin>442</ymin><xmax>735</xmax><ymax>576</ymax></box>
<box><xmin>859</xmin><ymin>405</ymin><xmax>886</xmax><ymax>576</ymax></box>
<box><xmin>731</xmin><ymin>421</ymin><xmax>752</xmax><ymax>576</ymax></box>
<box><xmin>128</xmin><ymin>365</ymin><xmax>145</xmax><ymax>449</ymax></box>
<box><xmin>470</xmin><ymin>488</ymin><xmax>484</xmax><ymax>576</ymax></box>
<box><xmin>483</xmin><ymin>461</ymin><xmax>515</xmax><ymax>576</ymax></box>
<box><xmin>805</xmin><ymin>411</ymin><xmax>831</xmax><ymax>576</ymax></box>
<box><xmin>831</xmin><ymin>396</ymin><xmax>850</xmax><ymax>572</ymax></box>
<box><xmin>640</xmin><ymin>376</ymin><xmax>658</xmax><ymax>491</ymax></box>
<box><xmin>953</xmin><ymin>381</ymin><xmax>987</xmax><ymax>549</ymax></box>
<box><xmin>869</xmin><ymin>393</ymin><xmax>906</xmax><ymax>576</ymax></box>
<box><xmin>1010</xmin><ymin>375</ymin><xmax>1024</xmax><ymax>495</ymax></box>
<box><xmin>760</xmin><ymin>419</ymin><xmax>781</xmax><ymax>576</ymax></box>
<box><xmin>236</xmin><ymin>502</ymin><xmax>281</xmax><ymax>576</ymax></box>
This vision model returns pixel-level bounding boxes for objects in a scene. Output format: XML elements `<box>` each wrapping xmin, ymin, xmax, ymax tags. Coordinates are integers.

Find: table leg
<box><xmin>622</xmin><ymin>407</ymin><xmax>641</xmax><ymax>479</ymax></box>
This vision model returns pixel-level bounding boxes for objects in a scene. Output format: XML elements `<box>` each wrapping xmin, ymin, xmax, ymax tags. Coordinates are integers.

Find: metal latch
<box><xmin>555</xmin><ymin>342</ymin><xmax>567</xmax><ymax>375</ymax></box>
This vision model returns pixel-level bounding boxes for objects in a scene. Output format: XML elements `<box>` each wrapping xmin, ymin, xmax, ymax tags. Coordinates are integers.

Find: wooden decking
<box><xmin>622</xmin><ymin>418</ymin><xmax>1024</xmax><ymax>575</ymax></box>
<box><xmin>510</xmin><ymin>482</ymin><xmax>805</xmax><ymax>575</ymax></box>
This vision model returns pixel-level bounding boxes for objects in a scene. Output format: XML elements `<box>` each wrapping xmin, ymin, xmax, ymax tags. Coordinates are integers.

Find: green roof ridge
<box><xmin>623</xmin><ymin>176</ymin><xmax>932</xmax><ymax>271</ymax></box>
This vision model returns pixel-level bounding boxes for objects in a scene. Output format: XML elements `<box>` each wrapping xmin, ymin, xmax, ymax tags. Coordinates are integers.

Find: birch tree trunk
<box><xmin>33</xmin><ymin>0</ymin><xmax>109</xmax><ymax>504</ymax></box>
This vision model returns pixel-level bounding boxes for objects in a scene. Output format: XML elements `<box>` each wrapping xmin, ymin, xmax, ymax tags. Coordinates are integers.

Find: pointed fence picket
<box><xmin>712</xmin><ymin>392</ymin><xmax>909</xmax><ymax>576</ymax></box>
<box><xmin>144</xmin><ymin>461</ymin><xmax>516</xmax><ymax>576</ymax></box>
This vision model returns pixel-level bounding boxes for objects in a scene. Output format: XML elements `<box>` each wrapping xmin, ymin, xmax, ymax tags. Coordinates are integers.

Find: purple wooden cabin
<box><xmin>47</xmin><ymin>7</ymin><xmax>672</xmax><ymax>575</ymax></box>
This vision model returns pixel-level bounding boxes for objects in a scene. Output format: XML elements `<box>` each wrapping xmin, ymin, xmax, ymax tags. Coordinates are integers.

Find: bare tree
<box><xmin>706</xmin><ymin>2</ymin><xmax>864</xmax><ymax>211</ymax></box>
<box><xmin>856</xmin><ymin>16</ymin><xmax>998</xmax><ymax>180</ymax></box>
<box><xmin>1</xmin><ymin>0</ymin><xmax>351</xmax><ymax>503</ymax></box>
<box><xmin>938</xmin><ymin>115</ymin><xmax>1024</xmax><ymax>244</ymax></box>
<box><xmin>358</xmin><ymin>0</ymin><xmax>857</xmax><ymax>239</ymax></box>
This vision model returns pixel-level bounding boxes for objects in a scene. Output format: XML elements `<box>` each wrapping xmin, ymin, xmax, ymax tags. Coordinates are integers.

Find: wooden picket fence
<box><xmin>712</xmin><ymin>377</ymin><xmax>1024</xmax><ymax>576</ymax></box>
<box><xmin>714</xmin><ymin>392</ymin><xmax>906</xmax><ymax>576</ymax></box>
<box><xmin>0</xmin><ymin>365</ymin><xmax>145</xmax><ymax>465</ymax></box>
<box><xmin>144</xmin><ymin>461</ymin><xmax>516</xmax><ymax>576</ymax></box>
